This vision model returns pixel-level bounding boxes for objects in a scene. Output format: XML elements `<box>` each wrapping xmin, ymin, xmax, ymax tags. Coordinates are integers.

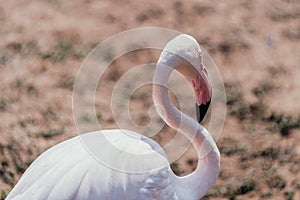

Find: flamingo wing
<box><xmin>6</xmin><ymin>130</ymin><xmax>171</xmax><ymax>200</ymax></box>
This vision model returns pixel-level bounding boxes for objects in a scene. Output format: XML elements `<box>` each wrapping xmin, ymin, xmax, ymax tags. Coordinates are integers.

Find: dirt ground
<box><xmin>0</xmin><ymin>0</ymin><xmax>300</xmax><ymax>199</ymax></box>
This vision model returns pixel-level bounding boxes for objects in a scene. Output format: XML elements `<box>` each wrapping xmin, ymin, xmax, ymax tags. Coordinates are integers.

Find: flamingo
<box><xmin>6</xmin><ymin>34</ymin><xmax>220</xmax><ymax>200</ymax></box>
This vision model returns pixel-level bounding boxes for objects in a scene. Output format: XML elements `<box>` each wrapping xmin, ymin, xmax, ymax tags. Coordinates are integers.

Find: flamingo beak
<box><xmin>196</xmin><ymin>97</ymin><xmax>211</xmax><ymax>123</ymax></box>
<box><xmin>193</xmin><ymin>67</ymin><xmax>211</xmax><ymax>123</ymax></box>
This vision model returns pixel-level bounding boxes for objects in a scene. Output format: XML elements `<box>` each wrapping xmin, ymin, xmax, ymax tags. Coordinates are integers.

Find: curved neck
<box><xmin>153</xmin><ymin>61</ymin><xmax>220</xmax><ymax>200</ymax></box>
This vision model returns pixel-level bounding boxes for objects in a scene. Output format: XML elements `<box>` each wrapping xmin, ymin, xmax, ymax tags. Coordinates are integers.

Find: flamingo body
<box><xmin>6</xmin><ymin>34</ymin><xmax>220</xmax><ymax>200</ymax></box>
<box><xmin>6</xmin><ymin>130</ymin><xmax>177</xmax><ymax>200</ymax></box>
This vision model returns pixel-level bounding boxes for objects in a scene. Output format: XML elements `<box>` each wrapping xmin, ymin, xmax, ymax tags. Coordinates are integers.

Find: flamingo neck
<box><xmin>152</xmin><ymin>60</ymin><xmax>220</xmax><ymax>200</ymax></box>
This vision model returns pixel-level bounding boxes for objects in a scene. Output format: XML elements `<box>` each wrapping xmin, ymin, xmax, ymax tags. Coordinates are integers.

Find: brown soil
<box><xmin>0</xmin><ymin>0</ymin><xmax>300</xmax><ymax>199</ymax></box>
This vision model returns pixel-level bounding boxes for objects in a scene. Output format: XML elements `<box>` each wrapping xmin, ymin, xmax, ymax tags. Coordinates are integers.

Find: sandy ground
<box><xmin>0</xmin><ymin>0</ymin><xmax>300</xmax><ymax>199</ymax></box>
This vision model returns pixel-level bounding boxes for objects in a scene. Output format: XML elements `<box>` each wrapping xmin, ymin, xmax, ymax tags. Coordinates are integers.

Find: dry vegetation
<box><xmin>0</xmin><ymin>0</ymin><xmax>300</xmax><ymax>199</ymax></box>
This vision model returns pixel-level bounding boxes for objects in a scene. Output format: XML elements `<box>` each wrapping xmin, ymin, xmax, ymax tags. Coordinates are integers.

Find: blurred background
<box><xmin>0</xmin><ymin>0</ymin><xmax>300</xmax><ymax>199</ymax></box>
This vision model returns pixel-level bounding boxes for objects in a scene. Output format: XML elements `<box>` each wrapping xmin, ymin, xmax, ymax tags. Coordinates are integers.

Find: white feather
<box><xmin>6</xmin><ymin>130</ymin><xmax>175</xmax><ymax>200</ymax></box>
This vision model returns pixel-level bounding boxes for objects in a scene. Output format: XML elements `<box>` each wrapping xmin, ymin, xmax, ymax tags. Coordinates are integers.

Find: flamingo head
<box><xmin>161</xmin><ymin>34</ymin><xmax>212</xmax><ymax>123</ymax></box>
<box><xmin>192</xmin><ymin>66</ymin><xmax>211</xmax><ymax>123</ymax></box>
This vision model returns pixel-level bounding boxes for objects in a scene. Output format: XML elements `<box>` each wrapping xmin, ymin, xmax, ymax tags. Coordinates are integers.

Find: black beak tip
<box><xmin>196</xmin><ymin>98</ymin><xmax>211</xmax><ymax>123</ymax></box>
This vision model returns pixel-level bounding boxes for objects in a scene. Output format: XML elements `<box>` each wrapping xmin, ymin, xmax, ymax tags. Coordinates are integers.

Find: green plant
<box><xmin>253</xmin><ymin>146</ymin><xmax>280</xmax><ymax>160</ymax></box>
<box><xmin>42</xmin><ymin>40</ymin><xmax>74</xmax><ymax>62</ymax></box>
<box><xmin>220</xmin><ymin>178</ymin><xmax>257</xmax><ymax>199</ymax></box>
<box><xmin>0</xmin><ymin>53</ymin><xmax>8</xmax><ymax>65</ymax></box>
<box><xmin>18</xmin><ymin>118</ymin><xmax>35</xmax><ymax>128</ymax></box>
<box><xmin>222</xmin><ymin>181</ymin><xmax>237</xmax><ymax>200</ymax></box>
<box><xmin>266</xmin><ymin>175</ymin><xmax>286</xmax><ymax>189</ymax></box>
<box><xmin>220</xmin><ymin>144</ymin><xmax>247</xmax><ymax>156</ymax></box>
<box><xmin>192</xmin><ymin>4</ymin><xmax>215</xmax><ymax>16</ymax></box>
<box><xmin>26</xmin><ymin>84</ymin><xmax>38</xmax><ymax>96</ymax></box>
<box><xmin>268</xmin><ymin>9</ymin><xmax>300</xmax><ymax>21</ymax></box>
<box><xmin>98</xmin><ymin>46</ymin><xmax>115</xmax><ymax>63</ymax></box>
<box><xmin>285</xmin><ymin>191</ymin><xmax>295</xmax><ymax>200</ymax></box>
<box><xmin>0</xmin><ymin>189</ymin><xmax>10</xmax><ymax>200</ymax></box>
<box><xmin>208</xmin><ymin>178</ymin><xmax>253</xmax><ymax>199</ymax></box>
<box><xmin>252</xmin><ymin>81</ymin><xmax>275</xmax><ymax>99</ymax></box>
<box><xmin>249</xmin><ymin>102</ymin><xmax>267</xmax><ymax>119</ymax></box>
<box><xmin>1</xmin><ymin>171</ymin><xmax>14</xmax><ymax>186</ymax></box>
<box><xmin>81</xmin><ymin>114</ymin><xmax>98</xmax><ymax>123</ymax></box>
<box><xmin>267</xmin><ymin>66</ymin><xmax>287</xmax><ymax>77</ymax></box>
<box><xmin>42</xmin><ymin>106</ymin><xmax>58</xmax><ymax>121</ymax></box>
<box><xmin>224</xmin><ymin>82</ymin><xmax>252</xmax><ymax>121</ymax></box>
<box><xmin>202</xmin><ymin>184</ymin><xmax>223</xmax><ymax>199</ymax></box>
<box><xmin>267</xmin><ymin>113</ymin><xmax>300</xmax><ymax>136</ymax></box>
<box><xmin>22</xmin><ymin>41</ymin><xmax>39</xmax><ymax>56</ymax></box>
<box><xmin>48</xmin><ymin>0</ymin><xmax>62</xmax><ymax>6</ymax></box>
<box><xmin>283</xmin><ymin>26</ymin><xmax>300</xmax><ymax>40</ymax></box>
<box><xmin>170</xmin><ymin>162</ymin><xmax>185</xmax><ymax>176</ymax></box>
<box><xmin>59</xmin><ymin>74</ymin><xmax>74</xmax><ymax>90</ymax></box>
<box><xmin>229</xmin><ymin>103</ymin><xmax>250</xmax><ymax>121</ymax></box>
<box><xmin>40</xmin><ymin>127</ymin><xmax>65</xmax><ymax>138</ymax></box>
<box><xmin>235</xmin><ymin>179</ymin><xmax>256</xmax><ymax>195</ymax></box>
<box><xmin>218</xmin><ymin>41</ymin><xmax>233</xmax><ymax>55</ymax></box>
<box><xmin>139</xmin><ymin>115</ymin><xmax>150</xmax><ymax>126</ymax></box>
<box><xmin>73</xmin><ymin>50</ymin><xmax>88</xmax><ymax>59</ymax></box>
<box><xmin>14</xmin><ymin>78</ymin><xmax>24</xmax><ymax>89</ymax></box>
<box><xmin>14</xmin><ymin>159</ymin><xmax>26</xmax><ymax>174</ymax></box>
<box><xmin>136</xmin><ymin>8</ymin><xmax>164</xmax><ymax>22</ymax></box>
<box><xmin>260</xmin><ymin>192</ymin><xmax>273</xmax><ymax>198</ymax></box>
<box><xmin>0</xmin><ymin>98</ymin><xmax>9</xmax><ymax>111</ymax></box>
<box><xmin>6</xmin><ymin>42</ymin><xmax>22</xmax><ymax>53</ymax></box>
<box><xmin>97</xmin><ymin>113</ymin><xmax>102</xmax><ymax>121</ymax></box>
<box><xmin>224</xmin><ymin>82</ymin><xmax>243</xmax><ymax>106</ymax></box>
